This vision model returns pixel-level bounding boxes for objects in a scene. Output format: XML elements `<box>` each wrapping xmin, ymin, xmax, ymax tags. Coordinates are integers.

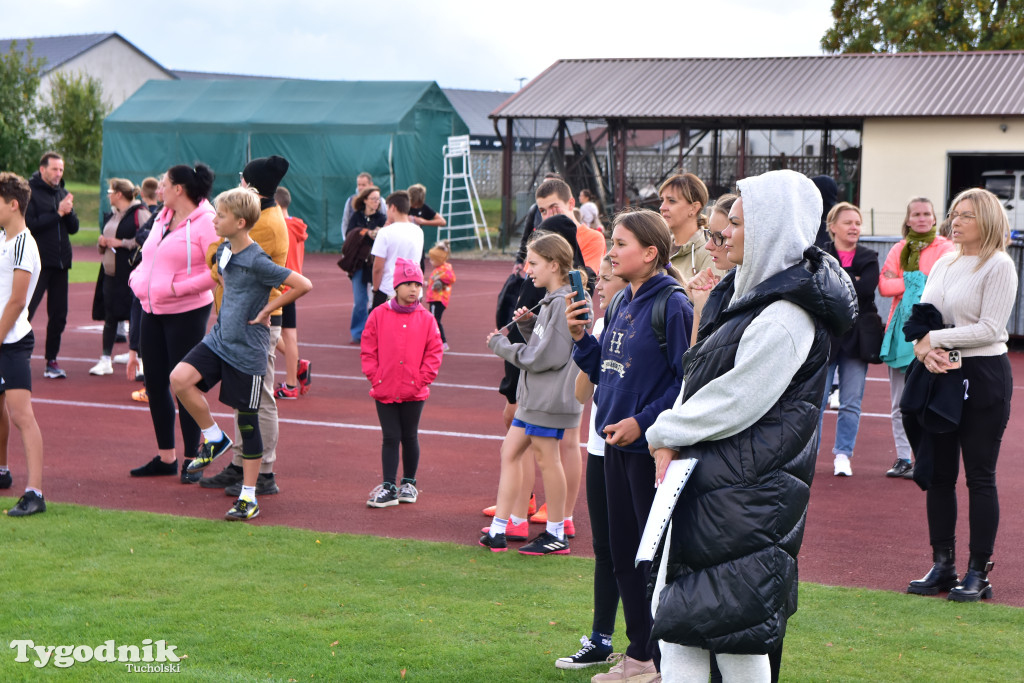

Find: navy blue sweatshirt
<box><xmin>572</xmin><ymin>273</ymin><xmax>692</xmax><ymax>454</ymax></box>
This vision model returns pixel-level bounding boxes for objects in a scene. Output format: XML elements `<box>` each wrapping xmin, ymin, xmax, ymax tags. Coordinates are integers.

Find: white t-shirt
<box><xmin>0</xmin><ymin>229</ymin><xmax>41</xmax><ymax>344</ymax></box>
<box><xmin>371</xmin><ymin>221</ymin><xmax>424</xmax><ymax>296</ymax></box>
<box><xmin>586</xmin><ymin>317</ymin><xmax>607</xmax><ymax>455</ymax></box>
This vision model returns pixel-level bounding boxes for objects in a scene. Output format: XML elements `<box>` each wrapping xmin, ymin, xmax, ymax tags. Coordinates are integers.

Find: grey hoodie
<box><xmin>488</xmin><ymin>284</ymin><xmax>584</xmax><ymax>429</ymax></box>
<box><xmin>647</xmin><ymin>170</ymin><xmax>840</xmax><ymax>450</ymax></box>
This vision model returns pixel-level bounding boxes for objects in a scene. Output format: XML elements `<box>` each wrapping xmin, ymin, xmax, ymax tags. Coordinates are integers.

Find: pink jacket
<box><xmin>878</xmin><ymin>236</ymin><xmax>955</xmax><ymax>326</ymax></box>
<box><xmin>360</xmin><ymin>302</ymin><xmax>444</xmax><ymax>403</ymax></box>
<box><xmin>129</xmin><ymin>200</ymin><xmax>219</xmax><ymax>315</ymax></box>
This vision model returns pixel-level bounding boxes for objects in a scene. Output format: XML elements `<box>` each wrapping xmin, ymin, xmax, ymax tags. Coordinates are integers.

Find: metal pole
<box><xmin>501</xmin><ymin>118</ymin><xmax>514</xmax><ymax>250</ymax></box>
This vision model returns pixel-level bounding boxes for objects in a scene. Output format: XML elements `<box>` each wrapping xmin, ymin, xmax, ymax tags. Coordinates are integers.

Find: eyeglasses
<box><xmin>702</xmin><ymin>228</ymin><xmax>727</xmax><ymax>247</ymax></box>
<box><xmin>106</xmin><ymin>189</ymin><xmax>115</xmax><ymax>195</ymax></box>
<box><xmin>948</xmin><ymin>211</ymin><xmax>977</xmax><ymax>222</ymax></box>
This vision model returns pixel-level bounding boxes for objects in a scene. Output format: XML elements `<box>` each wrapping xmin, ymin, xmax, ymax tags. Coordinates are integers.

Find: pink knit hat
<box><xmin>393</xmin><ymin>258</ymin><xmax>424</xmax><ymax>290</ymax></box>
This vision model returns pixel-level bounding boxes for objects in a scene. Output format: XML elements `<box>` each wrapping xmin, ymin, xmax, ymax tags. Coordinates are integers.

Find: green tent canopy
<box><xmin>101</xmin><ymin>79</ymin><xmax>468</xmax><ymax>252</ymax></box>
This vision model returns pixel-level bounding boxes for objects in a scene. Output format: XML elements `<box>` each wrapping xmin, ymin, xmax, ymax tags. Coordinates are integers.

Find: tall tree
<box><xmin>0</xmin><ymin>41</ymin><xmax>46</xmax><ymax>175</ymax></box>
<box><xmin>822</xmin><ymin>1</ymin><xmax>1024</xmax><ymax>53</ymax></box>
<box><xmin>39</xmin><ymin>71</ymin><xmax>110</xmax><ymax>183</ymax></box>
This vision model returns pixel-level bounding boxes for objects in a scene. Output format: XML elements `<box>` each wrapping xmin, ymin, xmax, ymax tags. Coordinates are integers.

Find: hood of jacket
<box><xmin>29</xmin><ymin>171</ymin><xmax>64</xmax><ymax>195</ymax></box>
<box><xmin>734</xmin><ymin>170</ymin><xmax>820</xmax><ymax>299</ymax></box>
<box><xmin>285</xmin><ymin>216</ymin><xmax>308</xmax><ymax>243</ymax></box>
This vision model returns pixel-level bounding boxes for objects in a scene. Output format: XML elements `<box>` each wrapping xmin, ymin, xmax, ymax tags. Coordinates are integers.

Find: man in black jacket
<box><xmin>25</xmin><ymin>152</ymin><xmax>78</xmax><ymax>379</ymax></box>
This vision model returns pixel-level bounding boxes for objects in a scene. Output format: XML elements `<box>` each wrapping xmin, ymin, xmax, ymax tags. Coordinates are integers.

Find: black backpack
<box><xmin>603</xmin><ymin>284</ymin><xmax>686</xmax><ymax>359</ymax></box>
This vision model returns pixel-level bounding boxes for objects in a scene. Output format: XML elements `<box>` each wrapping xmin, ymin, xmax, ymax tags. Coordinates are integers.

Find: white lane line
<box><xmin>33</xmin><ymin>356</ymin><xmax>500</xmax><ymax>391</ymax></box>
<box><xmin>31</xmin><ymin>398</ymin><xmax>505</xmax><ymax>441</ymax></box>
<box><xmin>296</xmin><ymin>343</ymin><xmax>495</xmax><ymax>358</ymax></box>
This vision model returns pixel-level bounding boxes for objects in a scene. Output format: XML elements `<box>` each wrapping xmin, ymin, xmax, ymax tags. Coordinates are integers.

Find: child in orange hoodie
<box><xmin>425</xmin><ymin>241</ymin><xmax>456</xmax><ymax>351</ymax></box>
<box><xmin>273</xmin><ymin>187</ymin><xmax>312</xmax><ymax>399</ymax></box>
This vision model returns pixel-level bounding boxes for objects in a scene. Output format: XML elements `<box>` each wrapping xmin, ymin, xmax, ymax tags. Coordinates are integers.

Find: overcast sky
<box><xmin>6</xmin><ymin>0</ymin><xmax>834</xmax><ymax>91</ymax></box>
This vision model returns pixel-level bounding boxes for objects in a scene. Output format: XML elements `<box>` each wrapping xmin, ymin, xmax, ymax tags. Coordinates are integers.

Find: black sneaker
<box><xmin>7</xmin><ymin>490</ymin><xmax>46</xmax><ymax>517</ymax></box>
<box><xmin>225</xmin><ymin>473</ymin><xmax>279</xmax><ymax>497</ymax></box>
<box><xmin>479</xmin><ymin>532</ymin><xmax>507</xmax><ymax>552</ymax></box>
<box><xmin>189</xmin><ymin>435</ymin><xmax>233</xmax><ymax>472</ymax></box>
<box><xmin>555</xmin><ymin>636</ymin><xmax>618</xmax><ymax>670</ymax></box>
<box><xmin>886</xmin><ymin>459</ymin><xmax>913</xmax><ymax>478</ymax></box>
<box><xmin>225</xmin><ymin>498</ymin><xmax>260</xmax><ymax>521</ymax></box>
<box><xmin>130</xmin><ymin>456</ymin><xmax>177</xmax><ymax>477</ymax></box>
<box><xmin>519</xmin><ymin>531</ymin><xmax>570</xmax><ymax>556</ymax></box>
<box><xmin>181</xmin><ymin>459</ymin><xmax>202</xmax><ymax>484</ymax></box>
<box><xmin>199</xmin><ymin>463</ymin><xmax>244</xmax><ymax>489</ymax></box>
<box><xmin>367</xmin><ymin>484</ymin><xmax>398</xmax><ymax>508</ymax></box>
<box><xmin>0</xmin><ymin>469</ymin><xmax>12</xmax><ymax>489</ymax></box>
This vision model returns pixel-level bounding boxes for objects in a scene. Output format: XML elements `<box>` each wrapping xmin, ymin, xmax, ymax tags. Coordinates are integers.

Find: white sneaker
<box><xmin>113</xmin><ymin>353</ymin><xmax>130</xmax><ymax>364</ymax></box>
<box><xmin>89</xmin><ymin>357</ymin><xmax>114</xmax><ymax>376</ymax></box>
<box><xmin>135</xmin><ymin>358</ymin><xmax>145</xmax><ymax>381</ymax></box>
<box><xmin>828</xmin><ymin>389</ymin><xmax>840</xmax><ymax>410</ymax></box>
<box><xmin>834</xmin><ymin>454</ymin><xmax>852</xmax><ymax>477</ymax></box>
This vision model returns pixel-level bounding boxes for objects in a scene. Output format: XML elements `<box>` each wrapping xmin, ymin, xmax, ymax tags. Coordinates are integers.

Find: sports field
<box><xmin>3</xmin><ymin>247</ymin><xmax>1022</xmax><ymax>679</ymax></box>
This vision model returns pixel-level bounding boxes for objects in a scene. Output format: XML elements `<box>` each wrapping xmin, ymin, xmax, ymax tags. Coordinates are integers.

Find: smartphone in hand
<box><xmin>569</xmin><ymin>270</ymin><xmax>589</xmax><ymax>322</ymax></box>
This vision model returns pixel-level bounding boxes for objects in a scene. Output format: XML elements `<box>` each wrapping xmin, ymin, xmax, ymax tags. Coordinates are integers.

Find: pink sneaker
<box><xmin>297</xmin><ymin>359</ymin><xmax>312</xmax><ymax>395</ymax></box>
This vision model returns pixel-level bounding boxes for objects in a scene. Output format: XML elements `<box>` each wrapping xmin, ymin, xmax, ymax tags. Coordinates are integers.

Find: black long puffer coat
<box><xmin>651</xmin><ymin>246</ymin><xmax>857</xmax><ymax>655</ymax></box>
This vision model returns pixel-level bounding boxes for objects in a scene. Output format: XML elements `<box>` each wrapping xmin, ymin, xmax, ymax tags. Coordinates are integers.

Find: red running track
<box><xmin>14</xmin><ymin>247</ymin><xmax>1024</xmax><ymax>607</ymax></box>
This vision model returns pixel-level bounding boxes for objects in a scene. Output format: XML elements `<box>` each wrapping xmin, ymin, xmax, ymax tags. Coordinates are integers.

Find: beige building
<box><xmin>861</xmin><ymin>117</ymin><xmax>1024</xmax><ymax>234</ymax></box>
<box><xmin>0</xmin><ymin>32</ymin><xmax>174</xmax><ymax>111</ymax></box>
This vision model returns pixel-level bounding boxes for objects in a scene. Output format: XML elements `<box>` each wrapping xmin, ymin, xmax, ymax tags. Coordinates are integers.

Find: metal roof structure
<box><xmin>492</xmin><ymin>52</ymin><xmax>1024</xmax><ymax>127</ymax></box>
<box><xmin>0</xmin><ymin>32</ymin><xmax>175</xmax><ymax>79</ymax></box>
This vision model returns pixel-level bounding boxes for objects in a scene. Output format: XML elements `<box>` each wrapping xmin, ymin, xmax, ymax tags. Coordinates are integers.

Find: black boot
<box><xmin>948</xmin><ymin>556</ymin><xmax>993</xmax><ymax>602</ymax></box>
<box><xmin>907</xmin><ymin>546</ymin><xmax>958</xmax><ymax>595</ymax></box>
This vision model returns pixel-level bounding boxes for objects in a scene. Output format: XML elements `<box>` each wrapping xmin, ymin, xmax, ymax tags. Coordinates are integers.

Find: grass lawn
<box><xmin>64</xmin><ymin>181</ymin><xmax>102</xmax><ymax>230</ymax></box>
<box><xmin>1</xmin><ymin>500</ymin><xmax>1020</xmax><ymax>681</ymax></box>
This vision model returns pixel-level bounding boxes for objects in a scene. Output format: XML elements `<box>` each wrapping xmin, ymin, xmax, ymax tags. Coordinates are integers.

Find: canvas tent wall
<box><xmin>101</xmin><ymin>79</ymin><xmax>468</xmax><ymax>251</ymax></box>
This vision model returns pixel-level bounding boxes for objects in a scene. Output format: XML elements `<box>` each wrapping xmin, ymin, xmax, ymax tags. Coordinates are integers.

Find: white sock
<box><xmin>0</xmin><ymin>465</ymin><xmax>9</xmax><ymax>473</ymax></box>
<box><xmin>547</xmin><ymin>520</ymin><xmax>565</xmax><ymax>540</ymax></box>
<box><xmin>565</xmin><ymin>515</ymin><xmax>573</xmax><ymax>523</ymax></box>
<box><xmin>509</xmin><ymin>515</ymin><xmax>527</xmax><ymax>525</ymax></box>
<box><xmin>202</xmin><ymin>424</ymin><xmax>224</xmax><ymax>442</ymax></box>
<box><xmin>490</xmin><ymin>517</ymin><xmax>508</xmax><ymax>537</ymax></box>
<box><xmin>26</xmin><ymin>487</ymin><xmax>43</xmax><ymax>497</ymax></box>
<box><xmin>240</xmin><ymin>485</ymin><xmax>256</xmax><ymax>503</ymax></box>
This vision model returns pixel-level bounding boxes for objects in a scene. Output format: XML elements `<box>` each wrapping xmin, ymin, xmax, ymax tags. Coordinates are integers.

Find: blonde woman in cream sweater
<box><xmin>907</xmin><ymin>187</ymin><xmax>1017</xmax><ymax>603</ymax></box>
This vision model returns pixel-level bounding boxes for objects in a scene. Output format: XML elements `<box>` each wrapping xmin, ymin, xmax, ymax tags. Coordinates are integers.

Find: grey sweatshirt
<box><xmin>647</xmin><ymin>170</ymin><xmax>830</xmax><ymax>451</ymax></box>
<box><xmin>489</xmin><ymin>284</ymin><xmax>584</xmax><ymax>429</ymax></box>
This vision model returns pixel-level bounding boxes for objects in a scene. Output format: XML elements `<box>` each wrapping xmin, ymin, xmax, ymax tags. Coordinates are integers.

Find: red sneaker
<box><xmin>481</xmin><ymin>520</ymin><xmax>528</xmax><ymax>541</ymax></box>
<box><xmin>297</xmin><ymin>359</ymin><xmax>312</xmax><ymax>395</ymax></box>
<box><xmin>564</xmin><ymin>519</ymin><xmax>575</xmax><ymax>538</ymax></box>
<box><xmin>482</xmin><ymin>493</ymin><xmax>537</xmax><ymax>517</ymax></box>
<box><xmin>530</xmin><ymin>503</ymin><xmax>548</xmax><ymax>524</ymax></box>
<box><xmin>274</xmin><ymin>383</ymin><xmax>299</xmax><ymax>400</ymax></box>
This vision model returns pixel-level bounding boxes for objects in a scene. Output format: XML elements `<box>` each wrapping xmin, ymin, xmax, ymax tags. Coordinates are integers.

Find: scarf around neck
<box><xmin>899</xmin><ymin>226</ymin><xmax>937</xmax><ymax>272</ymax></box>
<box><xmin>389</xmin><ymin>299</ymin><xmax>420</xmax><ymax>314</ymax></box>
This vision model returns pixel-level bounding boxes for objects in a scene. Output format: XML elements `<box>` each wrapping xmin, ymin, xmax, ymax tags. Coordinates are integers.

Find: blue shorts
<box><xmin>511</xmin><ymin>418</ymin><xmax>564</xmax><ymax>440</ymax></box>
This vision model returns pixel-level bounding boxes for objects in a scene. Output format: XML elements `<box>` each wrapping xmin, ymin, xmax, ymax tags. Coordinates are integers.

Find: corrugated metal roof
<box><xmin>492</xmin><ymin>53</ymin><xmax>1024</xmax><ymax>121</ymax></box>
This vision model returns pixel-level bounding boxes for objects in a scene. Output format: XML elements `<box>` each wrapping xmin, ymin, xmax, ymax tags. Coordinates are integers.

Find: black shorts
<box><xmin>181</xmin><ymin>342</ymin><xmax>262</xmax><ymax>412</ymax></box>
<box><xmin>281</xmin><ymin>301</ymin><xmax>296</xmax><ymax>329</ymax></box>
<box><xmin>0</xmin><ymin>331</ymin><xmax>34</xmax><ymax>393</ymax></box>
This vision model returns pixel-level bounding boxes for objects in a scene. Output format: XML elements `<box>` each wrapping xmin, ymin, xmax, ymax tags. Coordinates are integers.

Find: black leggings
<box><xmin>922</xmin><ymin>355</ymin><xmax>1012</xmax><ymax>558</ymax></box>
<box><xmin>429</xmin><ymin>301</ymin><xmax>447</xmax><ymax>343</ymax></box>
<box><xmin>587</xmin><ymin>452</ymin><xmax>619</xmax><ymax>636</ymax></box>
<box><xmin>141</xmin><ymin>305</ymin><xmax>212</xmax><ymax>452</ymax></box>
<box><xmin>375</xmin><ymin>400</ymin><xmax>424</xmax><ymax>484</ymax></box>
<box><xmin>101</xmin><ymin>277</ymin><xmax>127</xmax><ymax>356</ymax></box>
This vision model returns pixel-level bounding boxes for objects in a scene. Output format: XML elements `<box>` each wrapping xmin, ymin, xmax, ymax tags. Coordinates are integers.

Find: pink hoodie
<box><xmin>129</xmin><ymin>200</ymin><xmax>219</xmax><ymax>315</ymax></box>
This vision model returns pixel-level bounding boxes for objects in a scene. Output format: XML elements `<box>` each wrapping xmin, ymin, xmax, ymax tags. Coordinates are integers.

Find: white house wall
<box><xmin>861</xmin><ymin>117</ymin><xmax>1024</xmax><ymax>235</ymax></box>
<box><xmin>38</xmin><ymin>36</ymin><xmax>172</xmax><ymax>110</ymax></box>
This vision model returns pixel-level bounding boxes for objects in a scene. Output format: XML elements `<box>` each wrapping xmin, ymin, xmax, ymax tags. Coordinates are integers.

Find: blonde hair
<box><xmin>408</xmin><ymin>183</ymin><xmax>426</xmax><ymax>205</ymax></box>
<box><xmin>901</xmin><ymin>197</ymin><xmax>937</xmax><ymax>239</ymax></box>
<box><xmin>948</xmin><ymin>188</ymin><xmax>1009</xmax><ymax>265</ymax></box>
<box><xmin>611</xmin><ymin>208</ymin><xmax>685</xmax><ymax>285</ymax></box>
<box><xmin>107</xmin><ymin>177</ymin><xmax>138</xmax><ymax>202</ymax></box>
<box><xmin>526</xmin><ymin>232</ymin><xmax>578</xmax><ymax>286</ymax></box>
<box><xmin>428</xmin><ymin>240</ymin><xmax>450</xmax><ymax>265</ymax></box>
<box><xmin>826</xmin><ymin>201</ymin><xmax>862</xmax><ymax>241</ymax></box>
<box><xmin>659</xmin><ymin>173</ymin><xmax>709</xmax><ymax>229</ymax></box>
<box><xmin>214</xmin><ymin>186</ymin><xmax>261</xmax><ymax>229</ymax></box>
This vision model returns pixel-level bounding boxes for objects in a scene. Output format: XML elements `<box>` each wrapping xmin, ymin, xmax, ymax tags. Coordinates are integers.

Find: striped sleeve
<box><xmin>11</xmin><ymin>233</ymin><xmax>33</xmax><ymax>271</ymax></box>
